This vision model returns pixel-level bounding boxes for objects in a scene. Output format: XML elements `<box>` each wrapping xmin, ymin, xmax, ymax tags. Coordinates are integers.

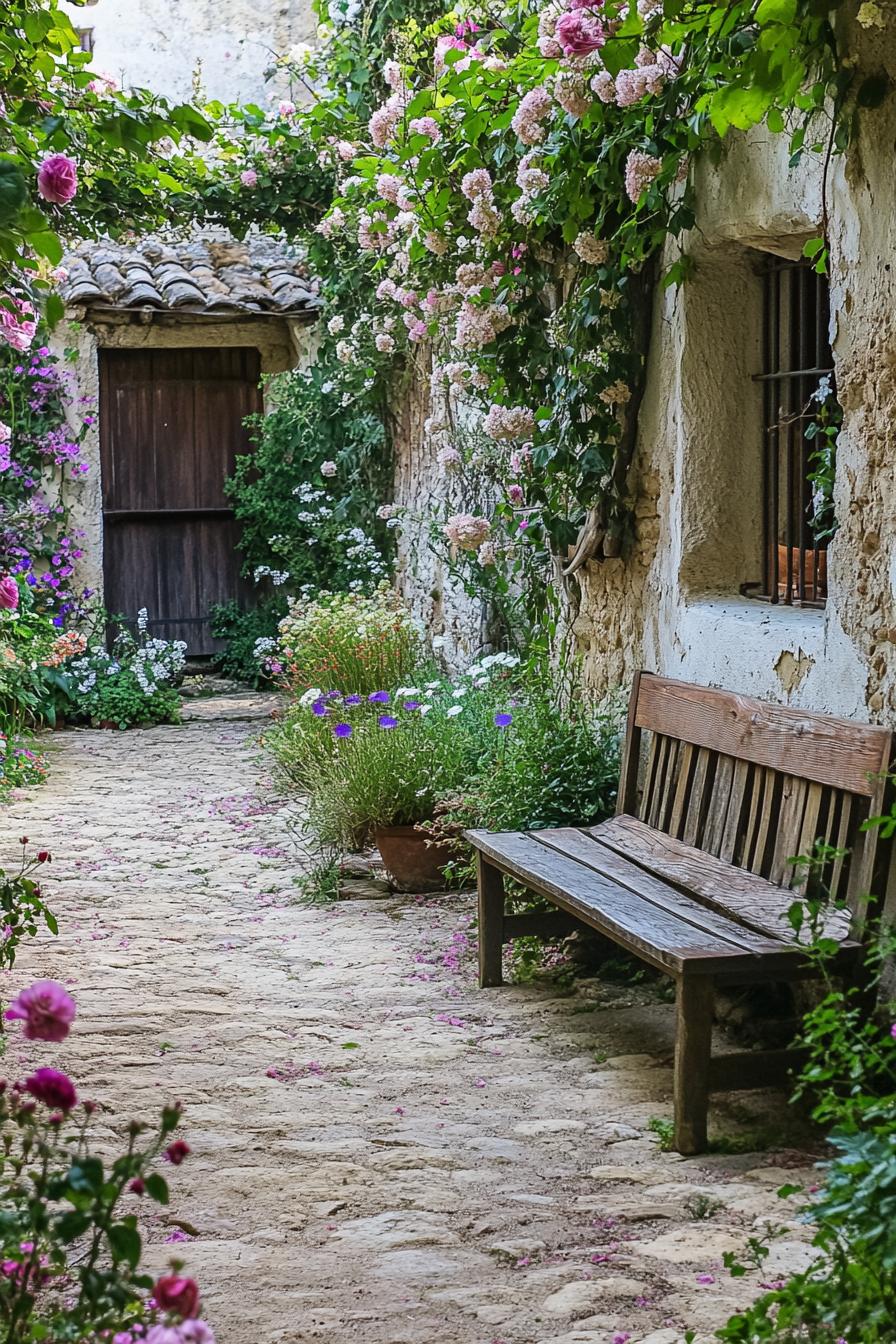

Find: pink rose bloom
<box><xmin>0</xmin><ymin>298</ymin><xmax>36</xmax><ymax>353</ymax></box>
<box><xmin>24</xmin><ymin>1067</ymin><xmax>77</xmax><ymax>1111</ymax></box>
<box><xmin>0</xmin><ymin>576</ymin><xmax>19</xmax><ymax>610</ymax></box>
<box><xmin>154</xmin><ymin>1275</ymin><xmax>200</xmax><ymax>1319</ymax></box>
<box><xmin>240</xmin><ymin>169</ymin><xmax>258</xmax><ymax>188</ymax></box>
<box><xmin>556</xmin><ymin>10</ymin><xmax>606</xmax><ymax>55</ymax></box>
<box><xmin>144</xmin><ymin>1329</ymin><xmax>184</xmax><ymax>1344</ymax></box>
<box><xmin>37</xmin><ymin>154</ymin><xmax>78</xmax><ymax>205</ymax></box>
<box><xmin>5</xmin><ymin>980</ymin><xmax>76</xmax><ymax>1041</ymax></box>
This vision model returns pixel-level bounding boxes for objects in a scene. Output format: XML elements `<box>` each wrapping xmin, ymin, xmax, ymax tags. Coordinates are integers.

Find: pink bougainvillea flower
<box><xmin>24</xmin><ymin>1067</ymin><xmax>77</xmax><ymax>1111</ymax></box>
<box><xmin>154</xmin><ymin>1275</ymin><xmax>201</xmax><ymax>1318</ymax></box>
<box><xmin>5</xmin><ymin>980</ymin><xmax>76</xmax><ymax>1041</ymax></box>
<box><xmin>37</xmin><ymin>153</ymin><xmax>78</xmax><ymax>204</ymax></box>
<box><xmin>0</xmin><ymin>576</ymin><xmax>19</xmax><ymax>610</ymax></box>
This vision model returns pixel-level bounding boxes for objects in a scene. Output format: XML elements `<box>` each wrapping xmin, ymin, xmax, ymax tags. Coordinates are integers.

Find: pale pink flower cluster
<box><xmin>320</xmin><ymin>460</ymin><xmax>337</xmax><ymax>477</ymax></box>
<box><xmin>316</xmin><ymin>207</ymin><xmax>345</xmax><ymax>239</ymax></box>
<box><xmin>509</xmin><ymin>445</ymin><xmax>533</xmax><ymax>474</ymax></box>
<box><xmin>444</xmin><ymin>513</ymin><xmax>491</xmax><ymax>551</ymax></box>
<box><xmin>0</xmin><ymin>297</ymin><xmax>36</xmax><ymax>352</ymax></box>
<box><xmin>461</xmin><ymin>168</ymin><xmax>493</xmax><ymax>200</ymax></box>
<box><xmin>440</xmin><ymin>361</ymin><xmax>471</xmax><ymax>388</ymax></box>
<box><xmin>507</xmin><ymin>483</ymin><xmax>525</xmax><ymax>505</ymax></box>
<box><xmin>537</xmin><ymin>6</ymin><xmax>563</xmax><ymax>58</ymax></box>
<box><xmin>516</xmin><ymin>156</ymin><xmax>549</xmax><ymax>196</ymax></box>
<box><xmin>277</xmin><ymin>99</ymin><xmax>296</xmax><ymax>118</ymax></box>
<box><xmin>375</xmin><ymin>332</ymin><xmax>396</xmax><ymax>354</ymax></box>
<box><xmin>327</xmin><ymin>314</ymin><xmax>345</xmax><ymax>335</ymax></box>
<box><xmin>484</xmin><ymin>404</ymin><xmax>536</xmax><ymax>442</ymax></box>
<box><xmin>357</xmin><ymin>211</ymin><xmax>395</xmax><ymax>250</ymax></box>
<box><xmin>554</xmin><ymin>72</ymin><xmax>592</xmax><ymax>118</ymax></box>
<box><xmin>592</xmin><ymin>70</ymin><xmax>616</xmax><ymax>103</ymax></box>
<box><xmin>435</xmin><ymin>34</ymin><xmax>481</xmax><ymax>75</ymax></box>
<box><xmin>615</xmin><ymin>62</ymin><xmax>665</xmax><ymax>106</ymax></box>
<box><xmin>573</xmin><ymin>232</ymin><xmax>609</xmax><ymax>264</ymax></box>
<box><xmin>376</xmin><ymin>172</ymin><xmax>404</xmax><ymax>204</ymax></box>
<box><xmin>468</xmin><ymin>193</ymin><xmax>501</xmax><ymax>238</ymax></box>
<box><xmin>240</xmin><ymin>168</ymin><xmax>258</xmax><ymax>188</ymax></box>
<box><xmin>383</xmin><ymin>59</ymin><xmax>403</xmax><ymax>90</ymax></box>
<box><xmin>624</xmin><ymin>148</ymin><xmax>663</xmax><ymax>203</ymax></box>
<box><xmin>335</xmin><ymin>340</ymin><xmax>354</xmax><ymax>364</ymax></box>
<box><xmin>377</xmin><ymin>503</ymin><xmax>399</xmax><ymax>520</ymax></box>
<box><xmin>409</xmin><ymin>116</ymin><xmax>441</xmax><ymax>142</ymax></box>
<box><xmin>454</xmin><ymin>262</ymin><xmax>490</xmax><ymax>296</ymax></box>
<box><xmin>403</xmin><ymin>312</ymin><xmax>427</xmax><ymax>341</ymax></box>
<box><xmin>335</xmin><ymin>139</ymin><xmax>356</xmax><ymax>160</ymax></box>
<box><xmin>511</xmin><ymin>87</ymin><xmax>553</xmax><ymax>145</ymax></box>
<box><xmin>477</xmin><ymin>540</ymin><xmax>498</xmax><ymax>566</ymax></box>
<box><xmin>369</xmin><ymin>91</ymin><xmax>406</xmax><ymax>148</ymax></box>
<box><xmin>423</xmin><ymin>230</ymin><xmax>449</xmax><ymax>255</ymax></box>
<box><xmin>437</xmin><ymin>444</ymin><xmax>462</xmax><ymax>474</ymax></box>
<box><xmin>454</xmin><ymin>301</ymin><xmax>512</xmax><ymax>350</ymax></box>
<box><xmin>0</xmin><ymin>422</ymin><xmax>10</xmax><ymax>445</ymax></box>
<box><xmin>599</xmin><ymin>379</ymin><xmax>632</xmax><ymax>405</ymax></box>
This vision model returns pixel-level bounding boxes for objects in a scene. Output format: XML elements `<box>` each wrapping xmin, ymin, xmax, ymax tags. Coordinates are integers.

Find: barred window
<box><xmin>744</xmin><ymin>258</ymin><xmax>838</xmax><ymax>608</ymax></box>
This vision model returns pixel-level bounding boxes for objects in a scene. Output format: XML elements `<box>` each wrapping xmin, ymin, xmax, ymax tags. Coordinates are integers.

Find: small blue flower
<box><xmin>368</xmin><ymin>691</ymin><xmax>390</xmax><ymax>704</ymax></box>
<box><xmin>378</xmin><ymin>715</ymin><xmax>398</xmax><ymax>729</ymax></box>
<box><xmin>334</xmin><ymin>722</ymin><xmax>352</xmax><ymax>739</ymax></box>
<box><xmin>494</xmin><ymin>712</ymin><xmax>513</xmax><ymax>728</ymax></box>
<box><xmin>343</xmin><ymin>694</ymin><xmax>362</xmax><ymax>705</ymax></box>
<box><xmin>312</xmin><ymin>701</ymin><xmax>328</xmax><ymax>717</ymax></box>
<box><xmin>403</xmin><ymin>700</ymin><xmax>421</xmax><ymax>711</ymax></box>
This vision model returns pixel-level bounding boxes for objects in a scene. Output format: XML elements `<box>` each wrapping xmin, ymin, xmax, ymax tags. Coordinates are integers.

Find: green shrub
<box><xmin>210</xmin><ymin>598</ymin><xmax>286</xmax><ymax>687</ymax></box>
<box><xmin>277</xmin><ymin>583</ymin><xmax>426</xmax><ymax>696</ymax></box>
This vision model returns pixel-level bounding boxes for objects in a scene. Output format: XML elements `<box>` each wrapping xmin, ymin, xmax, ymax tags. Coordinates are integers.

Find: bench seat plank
<box><xmin>591</xmin><ymin>814</ymin><xmax>852</xmax><ymax>944</ymax></box>
<box><xmin>465</xmin><ymin>827</ymin><xmax>828</xmax><ymax>977</ymax></box>
<box><xmin>534</xmin><ymin>828</ymin><xmax>783</xmax><ymax>955</ymax></box>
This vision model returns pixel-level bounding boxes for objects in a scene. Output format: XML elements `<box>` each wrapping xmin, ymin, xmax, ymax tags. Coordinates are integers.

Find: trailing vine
<box><xmin>197</xmin><ymin>0</ymin><xmax>858</xmax><ymax>637</ymax></box>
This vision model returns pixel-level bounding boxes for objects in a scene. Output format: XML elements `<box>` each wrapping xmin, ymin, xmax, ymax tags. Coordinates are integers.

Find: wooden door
<box><xmin>99</xmin><ymin>347</ymin><xmax>262</xmax><ymax>655</ymax></box>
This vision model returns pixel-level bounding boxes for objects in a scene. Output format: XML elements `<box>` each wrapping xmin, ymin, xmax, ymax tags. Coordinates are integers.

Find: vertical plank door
<box><xmin>99</xmin><ymin>347</ymin><xmax>262</xmax><ymax>655</ymax></box>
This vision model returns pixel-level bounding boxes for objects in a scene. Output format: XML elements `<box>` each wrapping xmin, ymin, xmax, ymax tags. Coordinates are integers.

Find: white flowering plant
<box><xmin>62</xmin><ymin>610</ymin><xmax>186</xmax><ymax>730</ymax></box>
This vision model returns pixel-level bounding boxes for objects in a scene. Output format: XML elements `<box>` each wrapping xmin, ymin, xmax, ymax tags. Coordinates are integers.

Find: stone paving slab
<box><xmin>0</xmin><ymin>698</ymin><xmax>820</xmax><ymax>1344</ymax></box>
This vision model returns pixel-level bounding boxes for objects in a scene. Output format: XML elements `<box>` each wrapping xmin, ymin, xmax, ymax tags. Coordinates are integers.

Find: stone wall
<box><xmin>566</xmin><ymin>76</ymin><xmax>894</xmax><ymax>723</ymax></box>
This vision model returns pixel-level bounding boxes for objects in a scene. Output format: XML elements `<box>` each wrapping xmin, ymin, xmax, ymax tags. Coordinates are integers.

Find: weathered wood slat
<box><xmin>703</xmin><ymin>754</ymin><xmax>735</xmax><ymax>857</ymax></box>
<box><xmin>719</xmin><ymin>759</ymin><xmax>752</xmax><ymax>865</ymax></box>
<box><xmin>590</xmin><ymin>814</ymin><xmax>851</xmax><ymax>943</ymax></box>
<box><xmin>667</xmin><ymin>742</ymin><xmax>695</xmax><ymax>839</ymax></box>
<box><xmin>635</xmin><ymin>674</ymin><xmax>890</xmax><ymax>796</ymax></box>
<box><xmin>769</xmin><ymin>776</ymin><xmax>809</xmax><ymax>886</ymax></box>
<box><xmin>535</xmin><ymin>828</ymin><xmax>783</xmax><ymax>954</ymax></box>
<box><xmin>682</xmin><ymin>748</ymin><xmax>714</xmax><ymax>848</ymax></box>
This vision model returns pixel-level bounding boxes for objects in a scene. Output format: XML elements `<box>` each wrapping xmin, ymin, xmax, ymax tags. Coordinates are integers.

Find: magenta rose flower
<box><xmin>154</xmin><ymin>1275</ymin><xmax>201</xmax><ymax>1319</ymax></box>
<box><xmin>0</xmin><ymin>576</ymin><xmax>19</xmax><ymax>610</ymax></box>
<box><xmin>37</xmin><ymin>154</ymin><xmax>78</xmax><ymax>205</ymax></box>
<box><xmin>556</xmin><ymin>9</ymin><xmax>606</xmax><ymax>55</ymax></box>
<box><xmin>5</xmin><ymin>981</ymin><xmax>76</xmax><ymax>1041</ymax></box>
<box><xmin>24</xmin><ymin>1067</ymin><xmax>77</xmax><ymax>1111</ymax></box>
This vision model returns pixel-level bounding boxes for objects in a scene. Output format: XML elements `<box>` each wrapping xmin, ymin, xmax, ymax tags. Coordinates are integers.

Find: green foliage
<box><xmin>64</xmin><ymin>616</ymin><xmax>186</xmax><ymax>730</ymax></box>
<box><xmin>228</xmin><ymin>365</ymin><xmax>391</xmax><ymax>591</ymax></box>
<box><xmin>0</xmin><ymin>839</ymin><xmax>57</xmax><ymax>972</ymax></box>
<box><xmin>0</xmin><ymin>0</ymin><xmax>212</xmax><ymax>298</ymax></box>
<box><xmin>210</xmin><ymin>598</ymin><xmax>286</xmax><ymax>687</ymax></box>
<box><xmin>717</xmin><ymin>836</ymin><xmax>896</xmax><ymax>1343</ymax></box>
<box><xmin>276</xmin><ymin>583</ymin><xmax>426</xmax><ymax>697</ymax></box>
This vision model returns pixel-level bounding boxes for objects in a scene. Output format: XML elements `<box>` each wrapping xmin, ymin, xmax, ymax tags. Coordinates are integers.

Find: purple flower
<box><xmin>344</xmin><ymin>694</ymin><xmax>362</xmax><ymax>705</ymax></box>
<box><xmin>312</xmin><ymin>701</ymin><xmax>328</xmax><ymax>716</ymax></box>
<box><xmin>494</xmin><ymin>712</ymin><xmax>513</xmax><ymax>728</ymax></box>
<box><xmin>5</xmin><ymin>981</ymin><xmax>76</xmax><ymax>1041</ymax></box>
<box><xmin>696</xmin><ymin>1273</ymin><xmax>716</xmax><ymax>1284</ymax></box>
<box><xmin>378</xmin><ymin>715</ymin><xmax>398</xmax><ymax>729</ymax></box>
<box><xmin>334</xmin><ymin>723</ymin><xmax>352</xmax><ymax>738</ymax></box>
<box><xmin>368</xmin><ymin>691</ymin><xmax>390</xmax><ymax>703</ymax></box>
<box><xmin>403</xmin><ymin>700</ymin><xmax>421</xmax><ymax>711</ymax></box>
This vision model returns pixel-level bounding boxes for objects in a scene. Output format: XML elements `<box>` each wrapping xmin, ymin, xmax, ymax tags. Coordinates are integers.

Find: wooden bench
<box><xmin>465</xmin><ymin>672</ymin><xmax>892</xmax><ymax>1153</ymax></box>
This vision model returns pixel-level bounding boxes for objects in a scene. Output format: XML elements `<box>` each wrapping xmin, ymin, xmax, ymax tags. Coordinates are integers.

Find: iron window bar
<box><xmin>741</xmin><ymin>259</ymin><xmax>835</xmax><ymax>610</ymax></box>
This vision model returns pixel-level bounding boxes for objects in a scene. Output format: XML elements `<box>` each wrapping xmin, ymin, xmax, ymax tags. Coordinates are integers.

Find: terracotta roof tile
<box><xmin>62</xmin><ymin>235</ymin><xmax>320</xmax><ymax>315</ymax></box>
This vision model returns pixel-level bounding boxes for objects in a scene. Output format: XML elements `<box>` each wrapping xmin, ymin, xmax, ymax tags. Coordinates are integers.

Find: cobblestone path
<box><xmin>0</xmin><ymin>695</ymin><xmax>819</xmax><ymax>1344</ymax></box>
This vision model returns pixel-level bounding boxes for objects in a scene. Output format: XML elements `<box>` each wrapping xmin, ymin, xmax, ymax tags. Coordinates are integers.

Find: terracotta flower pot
<box><xmin>374</xmin><ymin>824</ymin><xmax>461</xmax><ymax>893</ymax></box>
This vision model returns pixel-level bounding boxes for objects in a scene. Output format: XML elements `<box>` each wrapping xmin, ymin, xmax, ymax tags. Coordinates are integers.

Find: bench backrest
<box><xmin>617</xmin><ymin>672</ymin><xmax>893</xmax><ymax>932</ymax></box>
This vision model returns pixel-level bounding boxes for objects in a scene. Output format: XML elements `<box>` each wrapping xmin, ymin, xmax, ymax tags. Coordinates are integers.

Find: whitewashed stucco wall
<box><xmin>60</xmin><ymin>0</ymin><xmax>314</xmax><ymax>104</ymax></box>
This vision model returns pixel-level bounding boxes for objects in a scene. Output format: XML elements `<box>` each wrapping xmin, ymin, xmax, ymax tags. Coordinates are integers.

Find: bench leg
<box><xmin>477</xmin><ymin>854</ymin><xmax>505</xmax><ymax>988</ymax></box>
<box><xmin>673</xmin><ymin>976</ymin><xmax>714</xmax><ymax>1155</ymax></box>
